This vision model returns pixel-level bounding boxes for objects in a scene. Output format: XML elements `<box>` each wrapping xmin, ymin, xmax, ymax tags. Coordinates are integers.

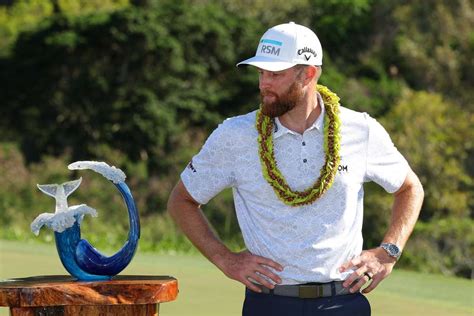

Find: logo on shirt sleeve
<box><xmin>187</xmin><ymin>160</ymin><xmax>197</xmax><ymax>173</ymax></box>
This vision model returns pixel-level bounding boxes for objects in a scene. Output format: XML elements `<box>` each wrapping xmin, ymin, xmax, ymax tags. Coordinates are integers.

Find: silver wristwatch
<box><xmin>380</xmin><ymin>243</ymin><xmax>402</xmax><ymax>260</ymax></box>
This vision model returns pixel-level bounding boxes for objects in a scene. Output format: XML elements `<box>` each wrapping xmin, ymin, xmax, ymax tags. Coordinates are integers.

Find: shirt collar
<box><xmin>273</xmin><ymin>92</ymin><xmax>325</xmax><ymax>139</ymax></box>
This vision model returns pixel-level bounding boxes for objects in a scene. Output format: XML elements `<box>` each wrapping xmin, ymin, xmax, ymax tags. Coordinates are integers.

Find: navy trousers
<box><xmin>243</xmin><ymin>289</ymin><xmax>371</xmax><ymax>316</ymax></box>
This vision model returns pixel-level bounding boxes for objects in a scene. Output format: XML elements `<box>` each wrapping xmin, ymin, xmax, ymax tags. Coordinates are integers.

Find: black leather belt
<box><xmin>253</xmin><ymin>281</ymin><xmax>350</xmax><ymax>298</ymax></box>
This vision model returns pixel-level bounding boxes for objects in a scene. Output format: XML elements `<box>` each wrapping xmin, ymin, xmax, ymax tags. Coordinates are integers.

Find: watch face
<box><xmin>388</xmin><ymin>244</ymin><xmax>399</xmax><ymax>255</ymax></box>
<box><xmin>382</xmin><ymin>243</ymin><xmax>401</xmax><ymax>258</ymax></box>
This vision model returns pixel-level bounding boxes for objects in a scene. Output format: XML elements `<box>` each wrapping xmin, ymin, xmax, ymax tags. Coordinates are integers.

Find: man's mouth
<box><xmin>261</xmin><ymin>91</ymin><xmax>278</xmax><ymax>99</ymax></box>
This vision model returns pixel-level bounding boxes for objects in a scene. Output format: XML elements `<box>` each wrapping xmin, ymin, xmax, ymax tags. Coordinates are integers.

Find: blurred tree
<box><xmin>55</xmin><ymin>0</ymin><xmax>129</xmax><ymax>15</ymax></box>
<box><xmin>0</xmin><ymin>0</ymin><xmax>260</xmax><ymax>174</ymax></box>
<box><xmin>394</xmin><ymin>0</ymin><xmax>474</xmax><ymax>106</ymax></box>
<box><xmin>387</xmin><ymin>89</ymin><xmax>472</xmax><ymax>278</ymax></box>
<box><xmin>404</xmin><ymin>217</ymin><xmax>473</xmax><ymax>278</ymax></box>
<box><xmin>360</xmin><ymin>0</ymin><xmax>474</xmax><ymax>108</ymax></box>
<box><xmin>382</xmin><ymin>89</ymin><xmax>472</xmax><ymax>220</ymax></box>
<box><xmin>306</xmin><ymin>0</ymin><xmax>406</xmax><ymax>117</ymax></box>
<box><xmin>0</xmin><ymin>0</ymin><xmax>129</xmax><ymax>57</ymax></box>
<box><xmin>363</xmin><ymin>89</ymin><xmax>473</xmax><ymax>277</ymax></box>
<box><xmin>0</xmin><ymin>0</ymin><xmax>54</xmax><ymax>56</ymax></box>
<box><xmin>308</xmin><ymin>0</ymin><xmax>373</xmax><ymax>63</ymax></box>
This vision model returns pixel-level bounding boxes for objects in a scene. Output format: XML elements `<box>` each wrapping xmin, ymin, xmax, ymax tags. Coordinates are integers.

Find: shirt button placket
<box><xmin>302</xmin><ymin>137</ymin><xmax>308</xmax><ymax>165</ymax></box>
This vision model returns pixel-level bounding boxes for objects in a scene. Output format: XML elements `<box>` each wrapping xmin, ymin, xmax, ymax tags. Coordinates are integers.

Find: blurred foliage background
<box><xmin>0</xmin><ymin>0</ymin><xmax>472</xmax><ymax>279</ymax></box>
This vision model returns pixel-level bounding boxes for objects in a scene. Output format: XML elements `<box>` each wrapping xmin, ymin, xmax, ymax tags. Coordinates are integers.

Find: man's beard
<box><xmin>260</xmin><ymin>81</ymin><xmax>304</xmax><ymax>118</ymax></box>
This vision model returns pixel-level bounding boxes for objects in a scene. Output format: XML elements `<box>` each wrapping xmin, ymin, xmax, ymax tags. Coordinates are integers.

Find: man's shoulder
<box><xmin>339</xmin><ymin>105</ymin><xmax>369</xmax><ymax>120</ymax></box>
<box><xmin>339</xmin><ymin>106</ymin><xmax>393</xmax><ymax>142</ymax></box>
<box><xmin>339</xmin><ymin>106</ymin><xmax>371</xmax><ymax>131</ymax></box>
<box><xmin>217</xmin><ymin>110</ymin><xmax>258</xmax><ymax>136</ymax></box>
<box><xmin>201</xmin><ymin>111</ymin><xmax>257</xmax><ymax>151</ymax></box>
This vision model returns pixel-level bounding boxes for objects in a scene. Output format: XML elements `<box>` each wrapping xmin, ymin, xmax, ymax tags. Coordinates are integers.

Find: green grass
<box><xmin>0</xmin><ymin>240</ymin><xmax>473</xmax><ymax>315</ymax></box>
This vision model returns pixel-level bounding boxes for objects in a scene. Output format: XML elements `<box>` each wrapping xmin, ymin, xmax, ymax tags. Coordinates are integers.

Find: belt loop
<box><xmin>330</xmin><ymin>282</ymin><xmax>336</xmax><ymax>296</ymax></box>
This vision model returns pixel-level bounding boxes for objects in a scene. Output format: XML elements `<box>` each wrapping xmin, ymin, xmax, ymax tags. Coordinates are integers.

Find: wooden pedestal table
<box><xmin>0</xmin><ymin>275</ymin><xmax>178</xmax><ymax>316</ymax></box>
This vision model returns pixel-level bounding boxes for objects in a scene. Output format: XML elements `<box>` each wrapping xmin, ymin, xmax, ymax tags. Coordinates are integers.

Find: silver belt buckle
<box><xmin>298</xmin><ymin>285</ymin><xmax>323</xmax><ymax>298</ymax></box>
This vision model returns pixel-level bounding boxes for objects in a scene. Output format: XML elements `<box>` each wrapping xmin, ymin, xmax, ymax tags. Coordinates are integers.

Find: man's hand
<box><xmin>214</xmin><ymin>250</ymin><xmax>284</xmax><ymax>293</ymax></box>
<box><xmin>339</xmin><ymin>168</ymin><xmax>423</xmax><ymax>295</ymax></box>
<box><xmin>339</xmin><ymin>247</ymin><xmax>396</xmax><ymax>294</ymax></box>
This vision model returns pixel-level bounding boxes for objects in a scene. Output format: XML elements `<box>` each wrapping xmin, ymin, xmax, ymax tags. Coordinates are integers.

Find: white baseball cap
<box><xmin>237</xmin><ymin>22</ymin><xmax>323</xmax><ymax>71</ymax></box>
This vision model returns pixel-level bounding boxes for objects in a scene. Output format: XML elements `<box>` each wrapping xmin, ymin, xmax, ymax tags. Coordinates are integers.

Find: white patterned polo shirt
<box><xmin>181</xmin><ymin>94</ymin><xmax>409</xmax><ymax>284</ymax></box>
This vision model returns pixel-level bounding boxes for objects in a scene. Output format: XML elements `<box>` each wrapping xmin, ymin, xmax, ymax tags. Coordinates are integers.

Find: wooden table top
<box><xmin>0</xmin><ymin>275</ymin><xmax>178</xmax><ymax>307</ymax></box>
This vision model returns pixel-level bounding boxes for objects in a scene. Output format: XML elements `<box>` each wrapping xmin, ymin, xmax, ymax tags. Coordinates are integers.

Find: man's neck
<box><xmin>278</xmin><ymin>88</ymin><xmax>320</xmax><ymax>135</ymax></box>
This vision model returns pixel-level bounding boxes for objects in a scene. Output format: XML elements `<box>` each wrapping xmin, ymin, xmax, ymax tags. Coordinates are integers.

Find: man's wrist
<box><xmin>379</xmin><ymin>242</ymin><xmax>402</xmax><ymax>261</ymax></box>
<box><xmin>209</xmin><ymin>247</ymin><xmax>233</xmax><ymax>270</ymax></box>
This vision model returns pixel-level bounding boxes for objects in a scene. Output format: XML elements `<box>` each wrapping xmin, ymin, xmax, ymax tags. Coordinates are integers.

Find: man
<box><xmin>168</xmin><ymin>22</ymin><xmax>424</xmax><ymax>315</ymax></box>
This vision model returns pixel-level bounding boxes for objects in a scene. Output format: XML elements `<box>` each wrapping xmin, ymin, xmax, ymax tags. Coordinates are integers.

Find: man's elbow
<box><xmin>409</xmin><ymin>170</ymin><xmax>424</xmax><ymax>200</ymax></box>
<box><xmin>167</xmin><ymin>180</ymin><xmax>199</xmax><ymax>220</ymax></box>
<box><xmin>167</xmin><ymin>184</ymin><xmax>180</xmax><ymax>221</ymax></box>
<box><xmin>397</xmin><ymin>168</ymin><xmax>424</xmax><ymax>201</ymax></box>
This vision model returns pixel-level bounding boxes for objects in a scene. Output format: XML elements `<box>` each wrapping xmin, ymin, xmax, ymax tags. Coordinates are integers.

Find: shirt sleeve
<box><xmin>180</xmin><ymin>121</ymin><xmax>236</xmax><ymax>205</ymax></box>
<box><xmin>364</xmin><ymin>114</ymin><xmax>409</xmax><ymax>193</ymax></box>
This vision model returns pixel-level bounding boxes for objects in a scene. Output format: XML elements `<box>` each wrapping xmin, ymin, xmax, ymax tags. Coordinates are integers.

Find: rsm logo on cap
<box><xmin>260</xmin><ymin>39</ymin><xmax>282</xmax><ymax>56</ymax></box>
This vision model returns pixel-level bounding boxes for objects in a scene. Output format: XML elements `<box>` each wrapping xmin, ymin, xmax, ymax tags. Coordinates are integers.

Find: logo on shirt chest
<box><xmin>338</xmin><ymin>165</ymin><xmax>348</xmax><ymax>172</ymax></box>
<box><xmin>338</xmin><ymin>158</ymin><xmax>349</xmax><ymax>174</ymax></box>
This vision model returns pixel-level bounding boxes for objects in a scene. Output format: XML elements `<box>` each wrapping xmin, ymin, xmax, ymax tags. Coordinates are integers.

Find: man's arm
<box><xmin>339</xmin><ymin>167</ymin><xmax>424</xmax><ymax>293</ymax></box>
<box><xmin>167</xmin><ymin>180</ymin><xmax>283</xmax><ymax>292</ymax></box>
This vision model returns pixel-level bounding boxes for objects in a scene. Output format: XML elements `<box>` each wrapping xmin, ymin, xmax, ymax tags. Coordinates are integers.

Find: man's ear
<box><xmin>302</xmin><ymin>66</ymin><xmax>318</xmax><ymax>85</ymax></box>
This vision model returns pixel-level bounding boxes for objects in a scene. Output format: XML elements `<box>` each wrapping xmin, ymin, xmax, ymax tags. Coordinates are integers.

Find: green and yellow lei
<box><xmin>256</xmin><ymin>84</ymin><xmax>341</xmax><ymax>206</ymax></box>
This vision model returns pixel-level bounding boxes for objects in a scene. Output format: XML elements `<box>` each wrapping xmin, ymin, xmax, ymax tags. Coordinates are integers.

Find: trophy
<box><xmin>30</xmin><ymin>161</ymin><xmax>140</xmax><ymax>281</ymax></box>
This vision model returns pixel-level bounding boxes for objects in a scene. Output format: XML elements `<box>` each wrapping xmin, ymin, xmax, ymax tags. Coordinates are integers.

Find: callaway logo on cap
<box><xmin>237</xmin><ymin>22</ymin><xmax>323</xmax><ymax>71</ymax></box>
